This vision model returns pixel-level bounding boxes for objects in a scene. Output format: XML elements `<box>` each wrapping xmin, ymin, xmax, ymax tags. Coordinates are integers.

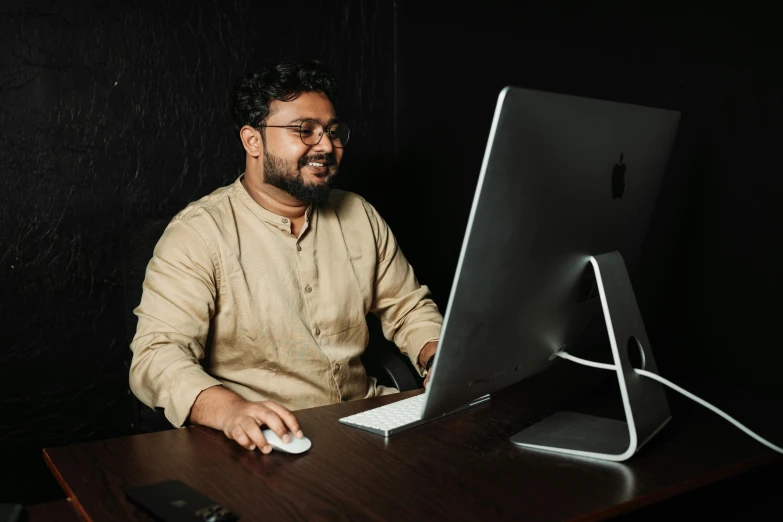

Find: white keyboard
<box><xmin>338</xmin><ymin>393</ymin><xmax>491</xmax><ymax>437</ymax></box>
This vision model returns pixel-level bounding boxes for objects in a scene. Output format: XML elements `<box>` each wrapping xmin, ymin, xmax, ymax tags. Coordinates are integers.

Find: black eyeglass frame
<box><xmin>256</xmin><ymin>121</ymin><xmax>350</xmax><ymax>148</ymax></box>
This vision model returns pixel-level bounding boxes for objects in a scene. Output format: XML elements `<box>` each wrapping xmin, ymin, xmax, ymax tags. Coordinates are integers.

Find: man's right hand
<box><xmin>190</xmin><ymin>386</ymin><xmax>304</xmax><ymax>454</ymax></box>
<box><xmin>221</xmin><ymin>399</ymin><xmax>304</xmax><ymax>453</ymax></box>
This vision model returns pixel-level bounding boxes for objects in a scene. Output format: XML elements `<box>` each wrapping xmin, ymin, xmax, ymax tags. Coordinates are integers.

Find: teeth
<box><xmin>307</xmin><ymin>162</ymin><xmax>324</xmax><ymax>167</ymax></box>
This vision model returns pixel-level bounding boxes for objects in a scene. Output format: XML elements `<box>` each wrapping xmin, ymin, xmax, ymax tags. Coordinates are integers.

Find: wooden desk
<box><xmin>43</xmin><ymin>366</ymin><xmax>781</xmax><ymax>521</ymax></box>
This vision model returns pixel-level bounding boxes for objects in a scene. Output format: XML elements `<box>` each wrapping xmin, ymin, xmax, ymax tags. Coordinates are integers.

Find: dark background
<box><xmin>1</xmin><ymin>0</ymin><xmax>780</xmax><ymax>515</ymax></box>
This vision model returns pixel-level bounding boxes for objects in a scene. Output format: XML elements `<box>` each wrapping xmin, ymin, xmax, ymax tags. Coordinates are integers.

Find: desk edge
<box><xmin>42</xmin><ymin>448</ymin><xmax>92</xmax><ymax>522</ymax></box>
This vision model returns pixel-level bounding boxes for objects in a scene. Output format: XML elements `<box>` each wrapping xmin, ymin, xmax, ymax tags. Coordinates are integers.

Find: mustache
<box><xmin>298</xmin><ymin>153</ymin><xmax>337</xmax><ymax>168</ymax></box>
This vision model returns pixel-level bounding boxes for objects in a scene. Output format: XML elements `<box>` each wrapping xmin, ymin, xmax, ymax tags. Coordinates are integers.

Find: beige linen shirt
<box><xmin>129</xmin><ymin>176</ymin><xmax>442</xmax><ymax>427</ymax></box>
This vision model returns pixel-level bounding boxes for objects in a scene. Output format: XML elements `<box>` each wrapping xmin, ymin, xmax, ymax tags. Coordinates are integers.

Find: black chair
<box><xmin>119</xmin><ymin>215</ymin><xmax>422</xmax><ymax>434</ymax></box>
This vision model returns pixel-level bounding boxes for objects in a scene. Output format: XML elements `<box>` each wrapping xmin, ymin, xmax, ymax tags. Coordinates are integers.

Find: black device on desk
<box><xmin>0</xmin><ymin>504</ymin><xmax>23</xmax><ymax>522</ymax></box>
<box><xmin>126</xmin><ymin>480</ymin><xmax>238</xmax><ymax>522</ymax></box>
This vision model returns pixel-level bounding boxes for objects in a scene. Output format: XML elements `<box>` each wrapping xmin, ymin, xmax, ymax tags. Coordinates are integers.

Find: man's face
<box><xmin>261</xmin><ymin>91</ymin><xmax>344</xmax><ymax>204</ymax></box>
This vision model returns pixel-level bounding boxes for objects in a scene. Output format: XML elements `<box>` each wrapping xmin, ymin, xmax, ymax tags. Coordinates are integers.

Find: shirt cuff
<box><xmin>165</xmin><ymin>368</ymin><xmax>223</xmax><ymax>428</ymax></box>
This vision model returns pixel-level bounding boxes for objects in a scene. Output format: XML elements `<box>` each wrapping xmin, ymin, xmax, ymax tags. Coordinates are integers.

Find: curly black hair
<box><xmin>231</xmin><ymin>59</ymin><xmax>340</xmax><ymax>136</ymax></box>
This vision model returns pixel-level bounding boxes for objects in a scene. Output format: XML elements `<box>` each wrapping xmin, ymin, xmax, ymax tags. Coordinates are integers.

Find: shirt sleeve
<box><xmin>129</xmin><ymin>217</ymin><xmax>223</xmax><ymax>427</ymax></box>
<box><xmin>363</xmin><ymin>199</ymin><xmax>443</xmax><ymax>376</ymax></box>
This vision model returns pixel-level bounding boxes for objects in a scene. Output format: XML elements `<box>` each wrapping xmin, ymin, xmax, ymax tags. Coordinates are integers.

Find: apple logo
<box><xmin>611</xmin><ymin>153</ymin><xmax>626</xmax><ymax>199</ymax></box>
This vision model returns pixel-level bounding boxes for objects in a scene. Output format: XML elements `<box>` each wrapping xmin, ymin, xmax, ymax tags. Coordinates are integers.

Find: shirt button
<box><xmin>334</xmin><ymin>363</ymin><xmax>341</xmax><ymax>372</ymax></box>
<box><xmin>296</xmin><ymin>244</ymin><xmax>302</xmax><ymax>251</ymax></box>
<box><xmin>314</xmin><ymin>327</ymin><xmax>321</xmax><ymax>336</ymax></box>
<box><xmin>282</xmin><ymin>217</ymin><xmax>289</xmax><ymax>224</ymax></box>
<box><xmin>305</xmin><ymin>285</ymin><xmax>312</xmax><ymax>293</ymax></box>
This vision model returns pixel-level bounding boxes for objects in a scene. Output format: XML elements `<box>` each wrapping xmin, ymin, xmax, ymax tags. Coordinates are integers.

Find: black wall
<box><xmin>1</xmin><ymin>2</ymin><xmax>781</xmax><ymax>507</ymax></box>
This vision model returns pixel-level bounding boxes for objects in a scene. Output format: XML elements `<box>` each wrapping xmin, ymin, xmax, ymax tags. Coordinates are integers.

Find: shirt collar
<box><xmin>232</xmin><ymin>175</ymin><xmax>313</xmax><ymax>232</ymax></box>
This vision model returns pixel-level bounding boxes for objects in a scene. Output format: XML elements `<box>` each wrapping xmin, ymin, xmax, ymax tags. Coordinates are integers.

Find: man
<box><xmin>129</xmin><ymin>59</ymin><xmax>442</xmax><ymax>454</ymax></box>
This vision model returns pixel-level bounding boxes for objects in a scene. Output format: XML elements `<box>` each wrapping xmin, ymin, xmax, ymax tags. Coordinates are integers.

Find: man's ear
<box><xmin>240</xmin><ymin>125</ymin><xmax>263</xmax><ymax>158</ymax></box>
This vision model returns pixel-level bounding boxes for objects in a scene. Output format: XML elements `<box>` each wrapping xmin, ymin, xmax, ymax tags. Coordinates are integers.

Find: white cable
<box><xmin>554</xmin><ymin>351</ymin><xmax>617</xmax><ymax>370</ymax></box>
<box><xmin>555</xmin><ymin>351</ymin><xmax>783</xmax><ymax>455</ymax></box>
<box><xmin>634</xmin><ymin>369</ymin><xmax>783</xmax><ymax>454</ymax></box>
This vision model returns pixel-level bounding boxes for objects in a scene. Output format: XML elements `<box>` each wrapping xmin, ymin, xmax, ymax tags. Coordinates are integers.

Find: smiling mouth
<box><xmin>303</xmin><ymin>164</ymin><xmax>333</xmax><ymax>182</ymax></box>
<box><xmin>303</xmin><ymin>162</ymin><xmax>335</xmax><ymax>179</ymax></box>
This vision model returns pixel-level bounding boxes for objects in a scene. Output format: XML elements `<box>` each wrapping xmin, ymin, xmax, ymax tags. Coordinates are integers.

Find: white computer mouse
<box><xmin>261</xmin><ymin>428</ymin><xmax>312</xmax><ymax>454</ymax></box>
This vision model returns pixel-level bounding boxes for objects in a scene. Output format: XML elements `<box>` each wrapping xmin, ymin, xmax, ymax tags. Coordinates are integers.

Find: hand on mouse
<box><xmin>190</xmin><ymin>386</ymin><xmax>304</xmax><ymax>453</ymax></box>
<box><xmin>221</xmin><ymin>399</ymin><xmax>304</xmax><ymax>454</ymax></box>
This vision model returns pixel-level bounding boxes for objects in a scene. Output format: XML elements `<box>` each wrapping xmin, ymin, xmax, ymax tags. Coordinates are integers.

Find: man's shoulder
<box><xmin>325</xmin><ymin>189</ymin><xmax>391</xmax><ymax>241</ymax></box>
<box><xmin>172</xmin><ymin>182</ymin><xmax>236</xmax><ymax>226</ymax></box>
<box><xmin>327</xmin><ymin>189</ymin><xmax>373</xmax><ymax>217</ymax></box>
<box><xmin>328</xmin><ymin>188</ymin><xmax>364</xmax><ymax>206</ymax></box>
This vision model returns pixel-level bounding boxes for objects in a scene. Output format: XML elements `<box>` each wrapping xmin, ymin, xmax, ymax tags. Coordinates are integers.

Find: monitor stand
<box><xmin>511</xmin><ymin>251</ymin><xmax>671</xmax><ymax>462</ymax></box>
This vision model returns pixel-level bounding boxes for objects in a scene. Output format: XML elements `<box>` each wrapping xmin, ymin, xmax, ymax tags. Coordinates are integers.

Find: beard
<box><xmin>263</xmin><ymin>149</ymin><xmax>338</xmax><ymax>205</ymax></box>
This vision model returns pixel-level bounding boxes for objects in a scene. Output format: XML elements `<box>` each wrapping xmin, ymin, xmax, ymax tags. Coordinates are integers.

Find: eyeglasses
<box><xmin>257</xmin><ymin>121</ymin><xmax>350</xmax><ymax>148</ymax></box>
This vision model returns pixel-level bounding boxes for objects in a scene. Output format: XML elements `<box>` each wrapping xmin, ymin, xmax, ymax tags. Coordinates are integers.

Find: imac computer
<box><xmin>340</xmin><ymin>86</ymin><xmax>681</xmax><ymax>462</ymax></box>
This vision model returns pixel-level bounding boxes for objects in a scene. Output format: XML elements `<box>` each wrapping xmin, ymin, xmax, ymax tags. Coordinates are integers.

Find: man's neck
<box><xmin>241</xmin><ymin>175</ymin><xmax>308</xmax><ymax>220</ymax></box>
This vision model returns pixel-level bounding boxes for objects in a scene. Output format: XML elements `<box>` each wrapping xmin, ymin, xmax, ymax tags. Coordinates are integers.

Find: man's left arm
<box><xmin>363</xmin><ymin>200</ymin><xmax>442</xmax><ymax>381</ymax></box>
